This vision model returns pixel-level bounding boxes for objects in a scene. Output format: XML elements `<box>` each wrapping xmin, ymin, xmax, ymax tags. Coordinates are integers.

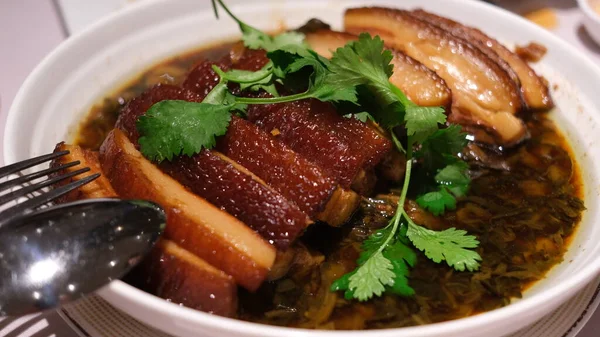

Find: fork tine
<box><xmin>0</xmin><ymin>173</ymin><xmax>101</xmax><ymax>226</ymax></box>
<box><xmin>0</xmin><ymin>151</ymin><xmax>69</xmax><ymax>179</ymax></box>
<box><xmin>0</xmin><ymin>167</ymin><xmax>90</xmax><ymax>206</ymax></box>
<box><xmin>0</xmin><ymin>161</ymin><xmax>81</xmax><ymax>194</ymax></box>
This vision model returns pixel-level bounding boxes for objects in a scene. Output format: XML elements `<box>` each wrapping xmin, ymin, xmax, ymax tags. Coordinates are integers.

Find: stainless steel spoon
<box><xmin>0</xmin><ymin>198</ymin><xmax>165</xmax><ymax>316</ymax></box>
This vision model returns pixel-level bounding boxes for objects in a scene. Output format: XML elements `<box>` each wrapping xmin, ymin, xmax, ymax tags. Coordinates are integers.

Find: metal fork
<box><xmin>0</xmin><ymin>151</ymin><xmax>100</xmax><ymax>224</ymax></box>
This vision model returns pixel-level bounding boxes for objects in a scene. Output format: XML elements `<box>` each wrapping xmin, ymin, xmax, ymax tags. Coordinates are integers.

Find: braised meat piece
<box><xmin>115</xmin><ymin>84</ymin><xmax>311</xmax><ymax>249</ymax></box>
<box><xmin>138</xmin><ymin>240</ymin><xmax>238</xmax><ymax>317</ymax></box>
<box><xmin>100</xmin><ymin>129</ymin><xmax>276</xmax><ymax>290</ymax></box>
<box><xmin>305</xmin><ymin>29</ymin><xmax>452</xmax><ymax>109</ymax></box>
<box><xmin>411</xmin><ymin>9</ymin><xmax>553</xmax><ymax>111</ymax></box>
<box><xmin>217</xmin><ymin>116</ymin><xmax>337</xmax><ymax>217</ymax></box>
<box><xmin>344</xmin><ymin>7</ymin><xmax>527</xmax><ymax>146</ymax></box>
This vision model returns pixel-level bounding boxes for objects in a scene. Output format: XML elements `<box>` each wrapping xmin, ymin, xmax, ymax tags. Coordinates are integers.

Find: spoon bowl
<box><xmin>0</xmin><ymin>199</ymin><xmax>165</xmax><ymax>316</ymax></box>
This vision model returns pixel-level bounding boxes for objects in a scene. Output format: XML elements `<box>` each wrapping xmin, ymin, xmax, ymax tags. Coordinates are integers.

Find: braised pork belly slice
<box><xmin>137</xmin><ymin>239</ymin><xmax>238</xmax><ymax>317</ymax></box>
<box><xmin>218</xmin><ymin>116</ymin><xmax>350</xmax><ymax>219</ymax></box>
<box><xmin>51</xmin><ymin>144</ymin><xmax>239</xmax><ymax>315</ymax></box>
<box><xmin>247</xmin><ymin>98</ymin><xmax>392</xmax><ymax>189</ymax></box>
<box><xmin>115</xmin><ymin>84</ymin><xmax>314</xmax><ymax>249</ymax></box>
<box><xmin>159</xmin><ymin>150</ymin><xmax>311</xmax><ymax>250</ymax></box>
<box><xmin>411</xmin><ymin>9</ymin><xmax>553</xmax><ymax>111</ymax></box>
<box><xmin>182</xmin><ymin>58</ymin><xmax>232</xmax><ymax>98</ymax></box>
<box><xmin>99</xmin><ymin>130</ymin><xmax>276</xmax><ymax>291</ymax></box>
<box><xmin>50</xmin><ymin>143</ymin><xmax>117</xmax><ymax>202</ymax></box>
<box><xmin>344</xmin><ymin>7</ymin><xmax>527</xmax><ymax>146</ymax></box>
<box><xmin>304</xmin><ymin>29</ymin><xmax>452</xmax><ymax>109</ymax></box>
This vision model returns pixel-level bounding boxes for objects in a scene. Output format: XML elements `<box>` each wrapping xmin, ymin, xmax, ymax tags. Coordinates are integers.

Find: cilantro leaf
<box><xmin>330</xmin><ymin>271</ymin><xmax>356</xmax><ymax>300</ymax></box>
<box><xmin>137</xmin><ymin>100</ymin><xmax>231</xmax><ymax>162</ymax></box>
<box><xmin>435</xmin><ymin>162</ymin><xmax>470</xmax><ymax>197</ymax></box>
<box><xmin>212</xmin><ymin>0</ymin><xmax>306</xmax><ymax>52</ymax></box>
<box><xmin>404</xmin><ymin>106</ymin><xmax>447</xmax><ymax>144</ymax></box>
<box><xmin>328</xmin><ymin>34</ymin><xmax>394</xmax><ymax>89</ymax></box>
<box><xmin>212</xmin><ymin>63</ymin><xmax>280</xmax><ymax>97</ymax></box>
<box><xmin>327</xmin><ymin>34</ymin><xmax>404</xmax><ymax>128</ymax></box>
<box><xmin>268</xmin><ymin>45</ymin><xmax>358</xmax><ymax>103</ymax></box>
<box><xmin>344</xmin><ymin>112</ymin><xmax>374</xmax><ymax>123</ymax></box>
<box><xmin>383</xmin><ymin>239</ymin><xmax>417</xmax><ymax>296</ymax></box>
<box><xmin>326</xmin><ymin>33</ymin><xmax>449</xmax><ymax>133</ymax></box>
<box><xmin>405</xmin><ymin>218</ymin><xmax>481</xmax><ymax>272</ymax></box>
<box><xmin>416</xmin><ymin>187</ymin><xmax>457</xmax><ymax>216</ymax></box>
<box><xmin>349</xmin><ymin>251</ymin><xmax>395</xmax><ymax>301</ymax></box>
<box><xmin>415</xmin><ymin>162</ymin><xmax>471</xmax><ymax>215</ymax></box>
<box><xmin>357</xmin><ymin>225</ymin><xmax>395</xmax><ymax>264</ymax></box>
<box><xmin>331</xmin><ymin>221</ymin><xmax>417</xmax><ymax>301</ymax></box>
<box><xmin>215</xmin><ymin>62</ymin><xmax>273</xmax><ymax>84</ymax></box>
<box><xmin>416</xmin><ymin>125</ymin><xmax>469</xmax><ymax>171</ymax></box>
<box><xmin>331</xmin><ymin>226</ymin><xmax>416</xmax><ymax>300</ymax></box>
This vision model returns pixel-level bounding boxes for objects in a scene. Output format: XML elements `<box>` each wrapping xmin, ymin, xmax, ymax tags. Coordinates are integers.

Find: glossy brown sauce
<box><xmin>74</xmin><ymin>42</ymin><xmax>584</xmax><ymax>330</ymax></box>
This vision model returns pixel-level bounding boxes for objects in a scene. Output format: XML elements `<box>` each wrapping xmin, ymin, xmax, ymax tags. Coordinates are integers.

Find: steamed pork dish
<box><xmin>52</xmin><ymin>2</ymin><xmax>584</xmax><ymax>330</ymax></box>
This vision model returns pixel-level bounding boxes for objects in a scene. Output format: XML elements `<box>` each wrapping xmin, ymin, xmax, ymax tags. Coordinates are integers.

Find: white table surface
<box><xmin>0</xmin><ymin>0</ymin><xmax>598</xmax><ymax>336</ymax></box>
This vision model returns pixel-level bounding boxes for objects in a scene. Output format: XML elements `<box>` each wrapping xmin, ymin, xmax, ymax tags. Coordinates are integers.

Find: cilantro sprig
<box><xmin>416</xmin><ymin>162</ymin><xmax>471</xmax><ymax>215</ymax></box>
<box><xmin>137</xmin><ymin>101</ymin><xmax>232</xmax><ymax>162</ymax></box>
<box><xmin>136</xmin><ymin>0</ymin><xmax>482</xmax><ymax>302</ymax></box>
<box><xmin>211</xmin><ymin>0</ymin><xmax>306</xmax><ymax>52</ymax></box>
<box><xmin>320</xmin><ymin>33</ymin><xmax>478</xmax><ymax>301</ymax></box>
<box><xmin>332</xmin><ymin>159</ymin><xmax>417</xmax><ymax>300</ymax></box>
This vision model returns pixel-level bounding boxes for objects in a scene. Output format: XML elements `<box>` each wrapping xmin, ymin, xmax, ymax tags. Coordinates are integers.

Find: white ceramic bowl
<box><xmin>578</xmin><ymin>0</ymin><xmax>600</xmax><ymax>46</ymax></box>
<box><xmin>4</xmin><ymin>0</ymin><xmax>600</xmax><ymax>336</ymax></box>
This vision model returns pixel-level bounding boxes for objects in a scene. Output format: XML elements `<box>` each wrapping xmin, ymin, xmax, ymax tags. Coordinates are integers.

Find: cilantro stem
<box><xmin>378</xmin><ymin>156</ymin><xmax>413</xmax><ymax>254</ymax></box>
<box><xmin>398</xmin><ymin>159</ymin><xmax>412</xmax><ymax>210</ymax></box>
<box><xmin>390</xmin><ymin>132</ymin><xmax>406</xmax><ymax>154</ymax></box>
<box><xmin>390</xmin><ymin>83</ymin><xmax>414</xmax><ymax>107</ymax></box>
<box><xmin>212</xmin><ymin>64</ymin><xmax>273</xmax><ymax>84</ymax></box>
<box><xmin>212</xmin><ymin>0</ymin><xmax>243</xmax><ymax>25</ymax></box>
<box><xmin>234</xmin><ymin>91</ymin><xmax>313</xmax><ymax>104</ymax></box>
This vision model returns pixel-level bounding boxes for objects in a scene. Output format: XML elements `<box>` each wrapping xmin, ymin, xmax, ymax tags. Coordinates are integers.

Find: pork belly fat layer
<box><xmin>411</xmin><ymin>9</ymin><xmax>553</xmax><ymax>111</ymax></box>
<box><xmin>217</xmin><ymin>116</ymin><xmax>337</xmax><ymax>216</ymax></box>
<box><xmin>344</xmin><ymin>7</ymin><xmax>527</xmax><ymax>146</ymax></box>
<box><xmin>139</xmin><ymin>240</ymin><xmax>238</xmax><ymax>317</ymax></box>
<box><xmin>304</xmin><ymin>29</ymin><xmax>452</xmax><ymax>109</ymax></box>
<box><xmin>50</xmin><ymin>143</ymin><xmax>117</xmax><ymax>202</ymax></box>
<box><xmin>99</xmin><ymin>129</ymin><xmax>276</xmax><ymax>291</ymax></box>
<box><xmin>160</xmin><ymin>149</ymin><xmax>311</xmax><ymax>250</ymax></box>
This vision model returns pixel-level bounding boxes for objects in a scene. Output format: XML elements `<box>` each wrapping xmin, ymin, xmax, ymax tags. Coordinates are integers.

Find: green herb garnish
<box><xmin>136</xmin><ymin>0</ymin><xmax>481</xmax><ymax>302</ymax></box>
<box><xmin>211</xmin><ymin>0</ymin><xmax>306</xmax><ymax>52</ymax></box>
<box><xmin>137</xmin><ymin>101</ymin><xmax>232</xmax><ymax>162</ymax></box>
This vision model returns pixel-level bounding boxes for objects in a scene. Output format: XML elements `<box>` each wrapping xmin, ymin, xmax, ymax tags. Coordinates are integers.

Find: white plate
<box><xmin>5</xmin><ymin>0</ymin><xmax>600</xmax><ymax>337</ymax></box>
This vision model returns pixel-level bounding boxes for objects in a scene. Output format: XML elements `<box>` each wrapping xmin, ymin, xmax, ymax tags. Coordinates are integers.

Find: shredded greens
<box><xmin>135</xmin><ymin>0</ymin><xmax>481</xmax><ymax>302</ymax></box>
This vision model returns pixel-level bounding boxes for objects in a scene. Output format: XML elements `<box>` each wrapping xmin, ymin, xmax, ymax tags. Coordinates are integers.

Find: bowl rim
<box><xmin>5</xmin><ymin>0</ymin><xmax>600</xmax><ymax>335</ymax></box>
<box><xmin>578</xmin><ymin>0</ymin><xmax>600</xmax><ymax>23</ymax></box>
